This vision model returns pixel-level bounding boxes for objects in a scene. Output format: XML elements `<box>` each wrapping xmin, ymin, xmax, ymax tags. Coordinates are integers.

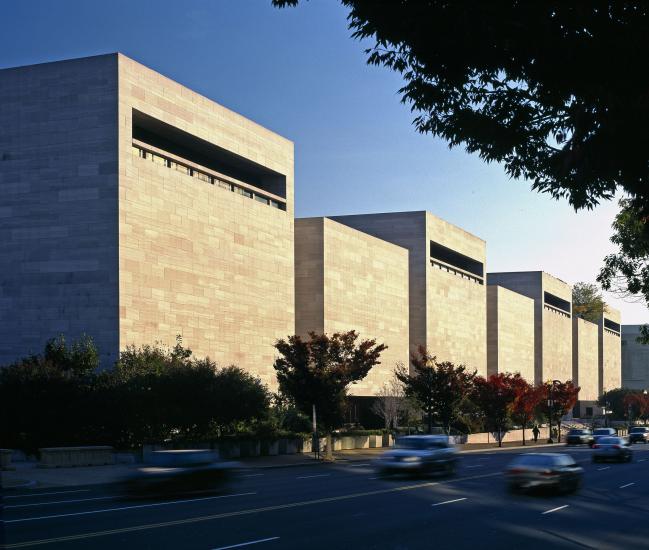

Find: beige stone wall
<box><xmin>572</xmin><ymin>317</ymin><xmax>599</xmax><ymax>403</ymax></box>
<box><xmin>486</xmin><ymin>286</ymin><xmax>534</xmax><ymax>381</ymax></box>
<box><xmin>600</xmin><ymin>307</ymin><xmax>622</xmax><ymax>393</ymax></box>
<box><xmin>294</xmin><ymin>218</ymin><xmax>410</xmax><ymax>396</ymax></box>
<box><xmin>331</xmin><ymin>211</ymin><xmax>487</xmax><ymax>376</ymax></box>
<box><xmin>117</xmin><ymin>54</ymin><xmax>294</xmax><ymax>389</ymax></box>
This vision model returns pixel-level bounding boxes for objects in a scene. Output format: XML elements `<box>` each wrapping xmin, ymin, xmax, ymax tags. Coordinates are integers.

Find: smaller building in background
<box><xmin>599</xmin><ymin>308</ymin><xmax>622</xmax><ymax>394</ymax></box>
<box><xmin>621</xmin><ymin>325</ymin><xmax>649</xmax><ymax>390</ymax></box>
<box><xmin>486</xmin><ymin>285</ymin><xmax>534</xmax><ymax>381</ymax></box>
<box><xmin>294</xmin><ymin>217</ymin><xmax>410</xmax><ymax>396</ymax></box>
<box><xmin>487</xmin><ymin>271</ymin><xmax>573</xmax><ymax>385</ymax></box>
<box><xmin>572</xmin><ymin>317</ymin><xmax>599</xmax><ymax>417</ymax></box>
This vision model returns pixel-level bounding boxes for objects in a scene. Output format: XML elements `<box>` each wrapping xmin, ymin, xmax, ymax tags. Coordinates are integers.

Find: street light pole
<box><xmin>547</xmin><ymin>383</ymin><xmax>554</xmax><ymax>444</ymax></box>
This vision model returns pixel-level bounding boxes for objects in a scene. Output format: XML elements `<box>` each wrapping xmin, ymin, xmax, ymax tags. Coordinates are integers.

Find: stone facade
<box><xmin>487</xmin><ymin>272</ymin><xmax>573</xmax><ymax>384</ymax></box>
<box><xmin>294</xmin><ymin>217</ymin><xmax>409</xmax><ymax>395</ymax></box>
<box><xmin>0</xmin><ymin>54</ymin><xmax>119</xmax><ymax>366</ymax></box>
<box><xmin>486</xmin><ymin>285</ymin><xmax>534</xmax><ymax>381</ymax></box>
<box><xmin>1</xmin><ymin>54</ymin><xmax>294</xmax><ymax>388</ymax></box>
<box><xmin>572</xmin><ymin>317</ymin><xmax>599</xmax><ymax>417</ymax></box>
<box><xmin>332</xmin><ymin>211</ymin><xmax>487</xmax><ymax>376</ymax></box>
<box><xmin>621</xmin><ymin>325</ymin><xmax>649</xmax><ymax>390</ymax></box>
<box><xmin>599</xmin><ymin>307</ymin><xmax>621</xmax><ymax>394</ymax></box>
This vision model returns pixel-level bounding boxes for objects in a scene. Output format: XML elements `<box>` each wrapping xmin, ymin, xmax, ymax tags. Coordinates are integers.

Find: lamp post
<box><xmin>547</xmin><ymin>379</ymin><xmax>561</xmax><ymax>443</ymax></box>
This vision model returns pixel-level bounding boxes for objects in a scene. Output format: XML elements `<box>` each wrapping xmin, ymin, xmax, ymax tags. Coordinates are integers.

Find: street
<box><xmin>2</xmin><ymin>445</ymin><xmax>649</xmax><ymax>549</ymax></box>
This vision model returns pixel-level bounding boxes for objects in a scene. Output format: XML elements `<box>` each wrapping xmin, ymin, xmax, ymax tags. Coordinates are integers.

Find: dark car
<box><xmin>505</xmin><ymin>453</ymin><xmax>583</xmax><ymax>494</ymax></box>
<box><xmin>120</xmin><ymin>450</ymin><xmax>237</xmax><ymax>498</ymax></box>
<box><xmin>592</xmin><ymin>437</ymin><xmax>633</xmax><ymax>463</ymax></box>
<box><xmin>565</xmin><ymin>429</ymin><xmax>594</xmax><ymax>447</ymax></box>
<box><xmin>628</xmin><ymin>426</ymin><xmax>649</xmax><ymax>444</ymax></box>
<box><xmin>592</xmin><ymin>427</ymin><xmax>616</xmax><ymax>444</ymax></box>
<box><xmin>375</xmin><ymin>435</ymin><xmax>458</xmax><ymax>477</ymax></box>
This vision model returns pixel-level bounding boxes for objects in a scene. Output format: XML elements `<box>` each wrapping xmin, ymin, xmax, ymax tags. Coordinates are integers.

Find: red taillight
<box><xmin>613</xmin><ymin>445</ymin><xmax>621</xmax><ymax>449</ymax></box>
<box><xmin>542</xmin><ymin>470</ymin><xmax>558</xmax><ymax>476</ymax></box>
<box><xmin>508</xmin><ymin>467</ymin><xmax>524</xmax><ymax>474</ymax></box>
<box><xmin>593</xmin><ymin>444</ymin><xmax>600</xmax><ymax>449</ymax></box>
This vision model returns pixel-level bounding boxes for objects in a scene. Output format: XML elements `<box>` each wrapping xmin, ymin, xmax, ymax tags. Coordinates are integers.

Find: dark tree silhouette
<box><xmin>395</xmin><ymin>347</ymin><xmax>476</xmax><ymax>435</ymax></box>
<box><xmin>274</xmin><ymin>1</ymin><xmax>649</xmax><ymax>214</ymax></box>
<box><xmin>273</xmin><ymin>331</ymin><xmax>386</xmax><ymax>459</ymax></box>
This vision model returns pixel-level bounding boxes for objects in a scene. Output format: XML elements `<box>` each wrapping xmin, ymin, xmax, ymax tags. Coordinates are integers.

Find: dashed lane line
<box><xmin>619</xmin><ymin>483</ymin><xmax>635</xmax><ymax>489</ymax></box>
<box><xmin>431</xmin><ymin>498</ymin><xmax>467</xmax><ymax>507</ymax></box>
<box><xmin>212</xmin><ymin>537</ymin><xmax>280</xmax><ymax>550</ymax></box>
<box><xmin>296</xmin><ymin>474</ymin><xmax>331</xmax><ymax>480</ymax></box>
<box><xmin>542</xmin><ymin>505</ymin><xmax>569</xmax><ymax>515</ymax></box>
<box><xmin>1</xmin><ymin>472</ymin><xmax>502</xmax><ymax>548</ymax></box>
<box><xmin>597</xmin><ymin>467</ymin><xmax>610</xmax><ymax>471</ymax></box>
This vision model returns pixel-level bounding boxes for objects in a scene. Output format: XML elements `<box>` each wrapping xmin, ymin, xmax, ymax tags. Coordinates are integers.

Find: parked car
<box><xmin>592</xmin><ymin>427</ymin><xmax>616</xmax><ymax>444</ymax></box>
<box><xmin>565</xmin><ymin>429</ymin><xmax>594</xmax><ymax>447</ymax></box>
<box><xmin>120</xmin><ymin>450</ymin><xmax>237</xmax><ymax>498</ymax></box>
<box><xmin>592</xmin><ymin>437</ymin><xmax>633</xmax><ymax>463</ymax></box>
<box><xmin>375</xmin><ymin>435</ymin><xmax>458</xmax><ymax>476</ymax></box>
<box><xmin>505</xmin><ymin>453</ymin><xmax>583</xmax><ymax>494</ymax></box>
<box><xmin>628</xmin><ymin>426</ymin><xmax>649</xmax><ymax>444</ymax></box>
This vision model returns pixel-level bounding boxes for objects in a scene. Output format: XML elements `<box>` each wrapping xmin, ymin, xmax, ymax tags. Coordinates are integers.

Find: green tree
<box><xmin>273</xmin><ymin>331</ymin><xmax>386</xmax><ymax>459</ymax></box>
<box><xmin>43</xmin><ymin>334</ymin><xmax>99</xmax><ymax>376</ymax></box>
<box><xmin>572</xmin><ymin>282</ymin><xmax>607</xmax><ymax>323</ymax></box>
<box><xmin>395</xmin><ymin>347</ymin><xmax>476</xmax><ymax>435</ymax></box>
<box><xmin>598</xmin><ymin>388</ymin><xmax>641</xmax><ymax>420</ymax></box>
<box><xmin>274</xmin><ymin>1</ymin><xmax>649</xmax><ymax>214</ymax></box>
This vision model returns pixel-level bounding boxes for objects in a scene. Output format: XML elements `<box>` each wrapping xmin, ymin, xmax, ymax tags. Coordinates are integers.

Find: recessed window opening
<box><xmin>604</xmin><ymin>318</ymin><xmax>621</xmax><ymax>333</ymax></box>
<box><xmin>132</xmin><ymin>109</ymin><xmax>286</xmax><ymax>199</ymax></box>
<box><xmin>543</xmin><ymin>292</ymin><xmax>571</xmax><ymax>315</ymax></box>
<box><xmin>430</xmin><ymin>241</ymin><xmax>484</xmax><ymax>279</ymax></box>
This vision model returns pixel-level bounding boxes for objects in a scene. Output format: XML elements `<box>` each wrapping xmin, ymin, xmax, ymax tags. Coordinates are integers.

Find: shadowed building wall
<box><xmin>295</xmin><ymin>217</ymin><xmax>409</xmax><ymax>395</ymax></box>
<box><xmin>599</xmin><ymin>307</ymin><xmax>621</xmax><ymax>394</ymax></box>
<box><xmin>572</xmin><ymin>316</ymin><xmax>599</xmax><ymax>417</ymax></box>
<box><xmin>331</xmin><ymin>211</ymin><xmax>487</xmax><ymax>376</ymax></box>
<box><xmin>486</xmin><ymin>285</ymin><xmax>534</xmax><ymax>381</ymax></box>
<box><xmin>621</xmin><ymin>325</ymin><xmax>649</xmax><ymax>390</ymax></box>
<box><xmin>487</xmin><ymin>271</ymin><xmax>572</xmax><ymax>385</ymax></box>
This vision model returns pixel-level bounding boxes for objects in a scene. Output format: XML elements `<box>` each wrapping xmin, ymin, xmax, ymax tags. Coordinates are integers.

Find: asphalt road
<box><xmin>2</xmin><ymin>444</ymin><xmax>649</xmax><ymax>550</ymax></box>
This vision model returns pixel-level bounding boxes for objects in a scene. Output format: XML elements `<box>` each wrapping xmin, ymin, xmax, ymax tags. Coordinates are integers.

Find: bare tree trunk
<box><xmin>325</xmin><ymin>432</ymin><xmax>334</xmax><ymax>461</ymax></box>
<box><xmin>522</xmin><ymin>422</ymin><xmax>526</xmax><ymax>446</ymax></box>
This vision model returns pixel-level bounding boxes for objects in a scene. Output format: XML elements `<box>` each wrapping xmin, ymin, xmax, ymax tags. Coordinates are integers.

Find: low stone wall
<box><xmin>1</xmin><ymin>449</ymin><xmax>13</xmax><ymax>470</ymax></box>
<box><xmin>462</xmin><ymin>426</ymin><xmax>551</xmax><ymax>445</ymax></box>
<box><xmin>39</xmin><ymin>446</ymin><xmax>115</xmax><ymax>468</ymax></box>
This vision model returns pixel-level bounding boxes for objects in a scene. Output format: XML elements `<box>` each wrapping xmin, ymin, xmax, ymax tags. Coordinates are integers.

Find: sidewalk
<box><xmin>1</xmin><ymin>440</ymin><xmax>564</xmax><ymax>490</ymax></box>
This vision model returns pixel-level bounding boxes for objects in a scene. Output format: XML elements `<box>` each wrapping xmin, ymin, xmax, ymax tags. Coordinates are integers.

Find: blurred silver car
<box><xmin>375</xmin><ymin>435</ymin><xmax>458</xmax><ymax>476</ymax></box>
<box><xmin>505</xmin><ymin>453</ymin><xmax>583</xmax><ymax>493</ymax></box>
<box><xmin>592</xmin><ymin>427</ymin><xmax>616</xmax><ymax>444</ymax></box>
<box><xmin>121</xmin><ymin>450</ymin><xmax>237</xmax><ymax>498</ymax></box>
<box><xmin>592</xmin><ymin>436</ymin><xmax>633</xmax><ymax>463</ymax></box>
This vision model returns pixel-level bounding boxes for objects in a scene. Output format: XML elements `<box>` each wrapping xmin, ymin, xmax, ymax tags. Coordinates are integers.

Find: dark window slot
<box><xmin>544</xmin><ymin>292</ymin><xmax>571</xmax><ymax>315</ymax></box>
<box><xmin>430</xmin><ymin>241</ymin><xmax>483</xmax><ymax>279</ymax></box>
<box><xmin>604</xmin><ymin>318</ymin><xmax>620</xmax><ymax>333</ymax></box>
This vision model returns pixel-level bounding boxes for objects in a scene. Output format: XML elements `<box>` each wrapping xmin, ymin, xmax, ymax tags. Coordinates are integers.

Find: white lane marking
<box><xmin>465</xmin><ymin>465</ymin><xmax>483</xmax><ymax>469</ymax></box>
<box><xmin>639</xmin><ymin>459</ymin><xmax>647</xmax><ymax>462</ymax></box>
<box><xmin>1</xmin><ymin>492</ymin><xmax>256</xmax><ymax>524</ymax></box>
<box><xmin>431</xmin><ymin>498</ymin><xmax>467</xmax><ymax>507</ymax></box>
<box><xmin>368</xmin><ymin>477</ymin><xmax>379</xmax><ymax>480</ymax></box>
<box><xmin>242</xmin><ymin>474</ymin><xmax>265</xmax><ymax>478</ymax></box>
<box><xmin>597</xmin><ymin>467</ymin><xmax>610</xmax><ymax>471</ymax></box>
<box><xmin>212</xmin><ymin>537</ymin><xmax>280</xmax><ymax>550</ymax></box>
<box><xmin>4</xmin><ymin>489</ymin><xmax>90</xmax><ymax>500</ymax></box>
<box><xmin>5</xmin><ymin>496</ymin><xmax>114</xmax><ymax>509</ymax></box>
<box><xmin>619</xmin><ymin>483</ymin><xmax>635</xmax><ymax>489</ymax></box>
<box><xmin>350</xmin><ymin>463</ymin><xmax>370</xmax><ymax>467</ymax></box>
<box><xmin>542</xmin><ymin>505</ymin><xmax>569</xmax><ymax>515</ymax></box>
<box><xmin>296</xmin><ymin>474</ymin><xmax>331</xmax><ymax>480</ymax></box>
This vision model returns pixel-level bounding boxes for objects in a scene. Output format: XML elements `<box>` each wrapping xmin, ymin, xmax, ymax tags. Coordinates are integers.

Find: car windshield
<box><xmin>569</xmin><ymin>429</ymin><xmax>588</xmax><ymax>435</ymax></box>
<box><xmin>598</xmin><ymin>437</ymin><xmax>622</xmax><ymax>445</ymax></box>
<box><xmin>510</xmin><ymin>455</ymin><xmax>556</xmax><ymax>467</ymax></box>
<box><xmin>630</xmin><ymin>427</ymin><xmax>647</xmax><ymax>433</ymax></box>
<box><xmin>396</xmin><ymin>438</ymin><xmax>446</xmax><ymax>450</ymax></box>
<box><xmin>594</xmin><ymin>429</ymin><xmax>614</xmax><ymax>435</ymax></box>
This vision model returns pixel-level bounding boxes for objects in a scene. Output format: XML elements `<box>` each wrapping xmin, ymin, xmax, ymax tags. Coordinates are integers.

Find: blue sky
<box><xmin>2</xmin><ymin>0</ymin><xmax>645</xmax><ymax>322</ymax></box>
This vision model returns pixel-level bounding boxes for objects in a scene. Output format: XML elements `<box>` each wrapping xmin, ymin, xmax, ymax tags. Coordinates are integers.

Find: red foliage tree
<box><xmin>623</xmin><ymin>392</ymin><xmax>649</xmax><ymax>423</ymax></box>
<box><xmin>472</xmin><ymin>373</ymin><xmax>518</xmax><ymax>447</ymax></box>
<box><xmin>510</xmin><ymin>375</ymin><xmax>545</xmax><ymax>446</ymax></box>
<box><xmin>544</xmin><ymin>380</ymin><xmax>580</xmax><ymax>442</ymax></box>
